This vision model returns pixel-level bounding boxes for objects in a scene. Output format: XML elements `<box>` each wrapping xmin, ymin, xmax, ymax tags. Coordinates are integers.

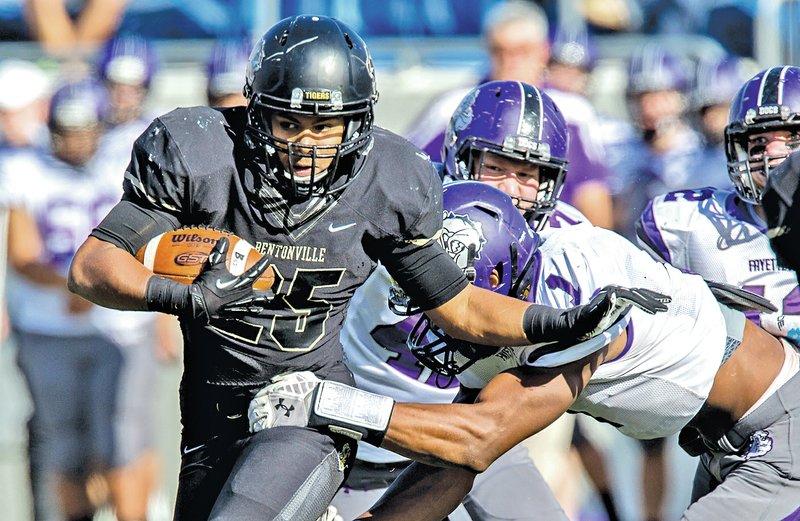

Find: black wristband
<box><xmin>144</xmin><ymin>276</ymin><xmax>191</xmax><ymax>316</ymax></box>
<box><xmin>522</xmin><ymin>303</ymin><xmax>582</xmax><ymax>344</ymax></box>
<box><xmin>523</xmin><ymin>299</ymin><xmax>612</xmax><ymax>345</ymax></box>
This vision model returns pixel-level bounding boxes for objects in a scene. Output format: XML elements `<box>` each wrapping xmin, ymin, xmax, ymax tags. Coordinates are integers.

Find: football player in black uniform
<box><xmin>68</xmin><ymin>15</ymin><xmax>668</xmax><ymax>521</ymax></box>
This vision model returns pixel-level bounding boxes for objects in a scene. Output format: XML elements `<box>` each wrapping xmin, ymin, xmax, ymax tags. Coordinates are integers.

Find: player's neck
<box><xmin>754</xmin><ymin>203</ymin><xmax>766</xmax><ymax>222</ymax></box>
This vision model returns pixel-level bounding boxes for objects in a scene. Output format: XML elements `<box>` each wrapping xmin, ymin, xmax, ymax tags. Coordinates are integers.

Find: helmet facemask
<box><xmin>458</xmin><ymin>139</ymin><xmax>567</xmax><ymax>230</ymax></box>
<box><xmin>725</xmin><ymin>116</ymin><xmax>800</xmax><ymax>204</ymax></box>
<box><xmin>408</xmin><ymin>246</ymin><xmax>536</xmax><ymax>385</ymax></box>
<box><xmin>245</xmin><ymin>92</ymin><xmax>374</xmax><ymax>199</ymax></box>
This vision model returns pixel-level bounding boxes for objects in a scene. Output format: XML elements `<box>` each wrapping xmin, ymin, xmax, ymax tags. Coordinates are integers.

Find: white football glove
<box><xmin>317</xmin><ymin>505</ymin><xmax>344</xmax><ymax>521</ymax></box>
<box><xmin>760</xmin><ymin>312</ymin><xmax>800</xmax><ymax>345</ymax></box>
<box><xmin>248</xmin><ymin>371</ymin><xmax>395</xmax><ymax>444</ymax></box>
<box><xmin>248</xmin><ymin>371</ymin><xmax>320</xmax><ymax>433</ymax></box>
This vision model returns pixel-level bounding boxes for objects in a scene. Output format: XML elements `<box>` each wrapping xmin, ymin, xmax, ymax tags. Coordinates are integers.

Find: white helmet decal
<box><xmin>440</xmin><ymin>211</ymin><xmax>486</xmax><ymax>270</ymax></box>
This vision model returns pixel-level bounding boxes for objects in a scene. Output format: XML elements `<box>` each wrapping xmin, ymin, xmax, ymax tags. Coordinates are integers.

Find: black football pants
<box><xmin>174</xmin><ymin>425</ymin><xmax>355</xmax><ymax>520</ymax></box>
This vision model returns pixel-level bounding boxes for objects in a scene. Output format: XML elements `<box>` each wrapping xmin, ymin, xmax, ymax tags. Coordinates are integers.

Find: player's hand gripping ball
<box><xmin>135</xmin><ymin>226</ymin><xmax>274</xmax><ymax>291</ymax></box>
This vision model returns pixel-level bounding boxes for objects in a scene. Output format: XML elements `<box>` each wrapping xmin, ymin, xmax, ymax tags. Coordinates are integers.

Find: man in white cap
<box><xmin>0</xmin><ymin>59</ymin><xmax>50</xmax><ymax>150</ymax></box>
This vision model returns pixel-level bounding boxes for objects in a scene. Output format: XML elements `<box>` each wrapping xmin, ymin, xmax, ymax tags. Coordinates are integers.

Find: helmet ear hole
<box><xmin>489</xmin><ymin>268</ymin><xmax>501</xmax><ymax>289</ymax></box>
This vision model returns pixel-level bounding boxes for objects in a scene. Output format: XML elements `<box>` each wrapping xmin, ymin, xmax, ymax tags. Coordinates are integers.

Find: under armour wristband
<box><xmin>144</xmin><ymin>275</ymin><xmax>191</xmax><ymax>316</ymax></box>
<box><xmin>307</xmin><ymin>381</ymin><xmax>395</xmax><ymax>446</ymax></box>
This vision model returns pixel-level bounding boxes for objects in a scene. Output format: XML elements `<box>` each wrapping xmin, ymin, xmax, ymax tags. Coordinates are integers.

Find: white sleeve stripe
<box><xmin>124</xmin><ymin>171</ymin><xmax>180</xmax><ymax>212</ymax></box>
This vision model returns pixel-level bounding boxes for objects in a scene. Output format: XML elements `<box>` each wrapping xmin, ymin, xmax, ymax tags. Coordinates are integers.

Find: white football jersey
<box><xmin>0</xmin><ymin>144</ymin><xmax>153</xmax><ymax>340</ymax></box>
<box><xmin>457</xmin><ymin>224</ymin><xmax>728</xmax><ymax>440</ymax></box>
<box><xmin>342</xmin><ymin>201</ymin><xmax>587</xmax><ymax>462</ymax></box>
<box><xmin>637</xmin><ymin>187</ymin><xmax>800</xmax><ymax>343</ymax></box>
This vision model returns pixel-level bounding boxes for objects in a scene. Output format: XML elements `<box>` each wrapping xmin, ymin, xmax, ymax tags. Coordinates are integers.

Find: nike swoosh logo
<box><xmin>215</xmin><ymin>278</ymin><xmax>238</xmax><ymax>290</ymax></box>
<box><xmin>182</xmin><ymin>443</ymin><xmax>205</xmax><ymax>455</ymax></box>
<box><xmin>328</xmin><ymin>222</ymin><xmax>357</xmax><ymax>233</ymax></box>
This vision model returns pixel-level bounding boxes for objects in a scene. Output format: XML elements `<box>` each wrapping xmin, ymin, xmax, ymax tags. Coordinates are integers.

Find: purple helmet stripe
<box><xmin>535</xmin><ymin>84</ymin><xmax>544</xmax><ymax>141</ymax></box>
<box><xmin>779</xmin><ymin>65</ymin><xmax>789</xmax><ymax>104</ymax></box>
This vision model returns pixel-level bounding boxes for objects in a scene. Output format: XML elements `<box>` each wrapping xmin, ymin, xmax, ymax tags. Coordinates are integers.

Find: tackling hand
<box><xmin>248</xmin><ymin>371</ymin><xmax>321</xmax><ymax>432</ymax></box>
<box><xmin>575</xmin><ymin>285</ymin><xmax>671</xmax><ymax>340</ymax></box>
<box><xmin>248</xmin><ymin>371</ymin><xmax>395</xmax><ymax>445</ymax></box>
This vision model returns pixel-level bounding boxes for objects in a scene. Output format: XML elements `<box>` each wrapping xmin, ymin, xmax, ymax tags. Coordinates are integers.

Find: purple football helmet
<box><xmin>48</xmin><ymin>78</ymin><xmax>109</xmax><ymax>131</ymax></box>
<box><xmin>96</xmin><ymin>34</ymin><xmax>157</xmax><ymax>88</ymax></box>
<box><xmin>408</xmin><ymin>180</ymin><xmax>541</xmax><ymax>380</ymax></box>
<box><xmin>244</xmin><ymin>15</ymin><xmax>378</xmax><ymax>199</ymax></box>
<box><xmin>626</xmin><ymin>44</ymin><xmax>690</xmax><ymax>96</ymax></box>
<box><xmin>206</xmin><ymin>39</ymin><xmax>251</xmax><ymax>102</ymax></box>
<box><xmin>693</xmin><ymin>56</ymin><xmax>749</xmax><ymax>110</ymax></box>
<box><xmin>725</xmin><ymin>66</ymin><xmax>800</xmax><ymax>203</ymax></box>
<box><xmin>442</xmin><ymin>80</ymin><xmax>569</xmax><ymax>230</ymax></box>
<box><xmin>48</xmin><ymin>78</ymin><xmax>109</xmax><ymax>166</ymax></box>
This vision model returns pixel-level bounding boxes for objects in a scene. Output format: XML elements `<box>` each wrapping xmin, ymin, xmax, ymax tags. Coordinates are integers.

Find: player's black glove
<box><xmin>187</xmin><ymin>237</ymin><xmax>274</xmax><ymax>320</ymax></box>
<box><xmin>524</xmin><ymin>285</ymin><xmax>671</xmax><ymax>347</ymax></box>
<box><xmin>145</xmin><ymin>237</ymin><xmax>274</xmax><ymax>321</ymax></box>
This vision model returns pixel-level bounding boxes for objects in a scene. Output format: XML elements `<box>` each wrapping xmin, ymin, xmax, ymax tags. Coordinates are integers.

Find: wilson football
<box><xmin>135</xmin><ymin>227</ymin><xmax>274</xmax><ymax>290</ymax></box>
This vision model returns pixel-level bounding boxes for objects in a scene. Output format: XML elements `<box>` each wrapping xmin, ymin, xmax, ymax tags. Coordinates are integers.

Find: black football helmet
<box><xmin>244</xmin><ymin>15</ymin><xmax>379</xmax><ymax>199</ymax></box>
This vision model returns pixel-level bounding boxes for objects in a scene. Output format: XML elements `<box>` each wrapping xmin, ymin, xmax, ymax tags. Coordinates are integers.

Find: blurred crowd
<box><xmin>0</xmin><ymin>26</ymin><xmax>251</xmax><ymax>521</ymax></box>
<box><xmin>0</xmin><ymin>1</ymin><xmax>789</xmax><ymax>520</ymax></box>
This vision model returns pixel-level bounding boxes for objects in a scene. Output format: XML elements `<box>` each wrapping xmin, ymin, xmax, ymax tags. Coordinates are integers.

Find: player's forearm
<box><xmin>380</xmin><ymin>401</ymin><xmax>513</xmax><ymax>472</ymax></box>
<box><xmin>361</xmin><ymin>462</ymin><xmax>475</xmax><ymax>521</ymax></box>
<box><xmin>427</xmin><ymin>284</ymin><xmax>531</xmax><ymax>346</ymax></box>
<box><xmin>68</xmin><ymin>236</ymin><xmax>151</xmax><ymax>310</ymax></box>
<box><xmin>12</xmin><ymin>260</ymin><xmax>67</xmax><ymax>287</ymax></box>
<box><xmin>23</xmin><ymin>0</ymin><xmax>77</xmax><ymax>49</ymax></box>
<box><xmin>380</xmin><ymin>367</ymin><xmax>585</xmax><ymax>473</ymax></box>
<box><xmin>75</xmin><ymin>0</ymin><xmax>128</xmax><ymax>43</ymax></box>
<box><xmin>429</xmin><ymin>283</ymin><xmax>603</xmax><ymax>348</ymax></box>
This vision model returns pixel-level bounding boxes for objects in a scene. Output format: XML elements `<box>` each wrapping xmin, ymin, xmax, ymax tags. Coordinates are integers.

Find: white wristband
<box><xmin>313</xmin><ymin>381</ymin><xmax>395</xmax><ymax>440</ymax></box>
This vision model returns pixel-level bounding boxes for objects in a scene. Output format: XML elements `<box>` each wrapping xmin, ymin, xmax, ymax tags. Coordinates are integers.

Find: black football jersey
<box><xmin>94</xmin><ymin>106</ymin><xmax>464</xmax><ymax>423</ymax></box>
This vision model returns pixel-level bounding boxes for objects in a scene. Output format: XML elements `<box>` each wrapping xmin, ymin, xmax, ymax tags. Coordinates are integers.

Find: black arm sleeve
<box><xmin>380</xmin><ymin>239</ymin><xmax>469</xmax><ymax>311</ymax></box>
<box><xmin>91</xmin><ymin>200</ymin><xmax>181</xmax><ymax>255</ymax></box>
